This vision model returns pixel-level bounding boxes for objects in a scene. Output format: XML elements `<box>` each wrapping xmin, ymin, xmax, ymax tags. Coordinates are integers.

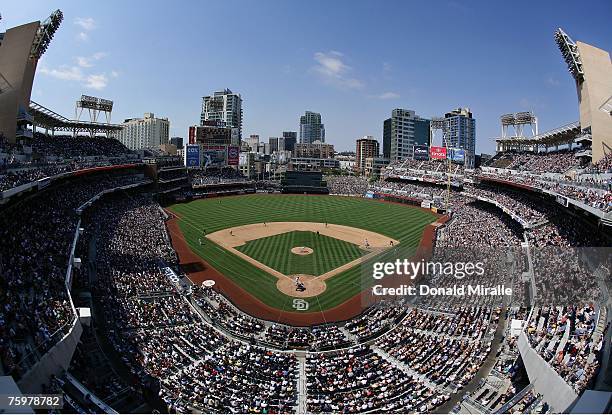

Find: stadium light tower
<box><xmin>500</xmin><ymin>112</ymin><xmax>538</xmax><ymax>138</ymax></box>
<box><xmin>30</xmin><ymin>10</ymin><xmax>63</xmax><ymax>59</ymax></box>
<box><xmin>75</xmin><ymin>95</ymin><xmax>114</xmax><ymax>136</ymax></box>
<box><xmin>554</xmin><ymin>28</ymin><xmax>584</xmax><ymax>83</ymax></box>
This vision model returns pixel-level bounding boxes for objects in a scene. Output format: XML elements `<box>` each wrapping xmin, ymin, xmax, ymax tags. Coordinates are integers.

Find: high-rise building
<box><xmin>116</xmin><ymin>112</ymin><xmax>169</xmax><ymax>150</ymax></box>
<box><xmin>387</xmin><ymin>109</ymin><xmax>430</xmax><ymax>162</ymax></box>
<box><xmin>269</xmin><ymin>137</ymin><xmax>280</xmax><ymax>153</ymax></box>
<box><xmin>382</xmin><ymin>118</ymin><xmax>392</xmax><ymax>159</ymax></box>
<box><xmin>170</xmin><ymin>136</ymin><xmax>184</xmax><ymax>149</ymax></box>
<box><xmin>443</xmin><ymin>107</ymin><xmax>476</xmax><ymax>168</ymax></box>
<box><xmin>355</xmin><ymin>136</ymin><xmax>380</xmax><ymax>174</ymax></box>
<box><xmin>201</xmin><ymin>89</ymin><xmax>243</xmax><ymax>143</ymax></box>
<box><xmin>299</xmin><ymin>111</ymin><xmax>325</xmax><ymax>144</ymax></box>
<box><xmin>283</xmin><ymin>131</ymin><xmax>297</xmax><ymax>152</ymax></box>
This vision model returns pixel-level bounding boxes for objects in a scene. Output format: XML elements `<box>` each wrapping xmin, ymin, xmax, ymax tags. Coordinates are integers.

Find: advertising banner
<box><xmin>429</xmin><ymin>146</ymin><xmax>447</xmax><ymax>160</ymax></box>
<box><xmin>188</xmin><ymin>126</ymin><xmax>196</xmax><ymax>144</ymax></box>
<box><xmin>449</xmin><ymin>148</ymin><xmax>465</xmax><ymax>163</ymax></box>
<box><xmin>202</xmin><ymin>146</ymin><xmax>227</xmax><ymax>168</ymax></box>
<box><xmin>227</xmin><ymin>146</ymin><xmax>239</xmax><ymax>165</ymax></box>
<box><xmin>413</xmin><ymin>145</ymin><xmax>430</xmax><ymax>160</ymax></box>
<box><xmin>185</xmin><ymin>144</ymin><xmax>200</xmax><ymax>168</ymax></box>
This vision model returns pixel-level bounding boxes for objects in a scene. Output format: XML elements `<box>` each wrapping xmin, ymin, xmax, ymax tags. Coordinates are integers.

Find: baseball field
<box><xmin>166</xmin><ymin>194</ymin><xmax>437</xmax><ymax>316</ymax></box>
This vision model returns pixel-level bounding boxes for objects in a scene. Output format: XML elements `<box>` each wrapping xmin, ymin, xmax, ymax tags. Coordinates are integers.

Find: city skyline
<box><xmin>1</xmin><ymin>0</ymin><xmax>610</xmax><ymax>153</ymax></box>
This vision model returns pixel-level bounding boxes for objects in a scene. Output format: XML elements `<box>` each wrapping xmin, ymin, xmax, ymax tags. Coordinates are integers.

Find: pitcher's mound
<box><xmin>291</xmin><ymin>246</ymin><xmax>313</xmax><ymax>256</ymax></box>
<box><xmin>277</xmin><ymin>274</ymin><xmax>326</xmax><ymax>297</ymax></box>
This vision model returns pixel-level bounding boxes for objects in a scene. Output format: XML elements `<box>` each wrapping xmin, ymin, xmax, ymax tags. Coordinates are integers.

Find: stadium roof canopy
<box><xmin>29</xmin><ymin>100</ymin><xmax>122</xmax><ymax>134</ymax></box>
<box><xmin>494</xmin><ymin>121</ymin><xmax>581</xmax><ymax>147</ymax></box>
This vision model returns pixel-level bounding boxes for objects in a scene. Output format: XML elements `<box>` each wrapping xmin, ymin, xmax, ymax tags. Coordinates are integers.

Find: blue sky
<box><xmin>2</xmin><ymin>0</ymin><xmax>611</xmax><ymax>153</ymax></box>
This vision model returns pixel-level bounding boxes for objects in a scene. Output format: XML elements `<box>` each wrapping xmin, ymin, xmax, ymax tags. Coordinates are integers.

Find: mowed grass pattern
<box><xmin>168</xmin><ymin>195</ymin><xmax>437</xmax><ymax>312</ymax></box>
<box><xmin>236</xmin><ymin>231</ymin><xmax>365</xmax><ymax>276</ymax></box>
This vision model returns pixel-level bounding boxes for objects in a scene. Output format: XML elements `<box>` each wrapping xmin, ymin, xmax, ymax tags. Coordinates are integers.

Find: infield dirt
<box><xmin>206</xmin><ymin>222</ymin><xmax>399</xmax><ymax>297</ymax></box>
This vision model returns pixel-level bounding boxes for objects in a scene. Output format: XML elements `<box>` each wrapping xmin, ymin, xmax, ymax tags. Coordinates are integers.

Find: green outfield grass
<box><xmin>168</xmin><ymin>194</ymin><xmax>437</xmax><ymax>312</ymax></box>
<box><xmin>236</xmin><ymin>230</ymin><xmax>366</xmax><ymax>276</ymax></box>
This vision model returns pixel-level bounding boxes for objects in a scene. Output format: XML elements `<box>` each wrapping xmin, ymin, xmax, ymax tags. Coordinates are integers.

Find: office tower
<box><xmin>116</xmin><ymin>112</ymin><xmax>169</xmax><ymax>150</ymax></box>
<box><xmin>201</xmin><ymin>89</ymin><xmax>243</xmax><ymax>142</ymax></box>
<box><xmin>388</xmin><ymin>108</ymin><xmax>430</xmax><ymax>162</ymax></box>
<box><xmin>443</xmin><ymin>107</ymin><xmax>476</xmax><ymax>168</ymax></box>
<box><xmin>355</xmin><ymin>136</ymin><xmax>380</xmax><ymax>174</ymax></box>
<box><xmin>283</xmin><ymin>131</ymin><xmax>297</xmax><ymax>152</ymax></box>
<box><xmin>382</xmin><ymin>118</ymin><xmax>392</xmax><ymax>159</ymax></box>
<box><xmin>269</xmin><ymin>137</ymin><xmax>280</xmax><ymax>153</ymax></box>
<box><xmin>299</xmin><ymin>111</ymin><xmax>325</xmax><ymax>144</ymax></box>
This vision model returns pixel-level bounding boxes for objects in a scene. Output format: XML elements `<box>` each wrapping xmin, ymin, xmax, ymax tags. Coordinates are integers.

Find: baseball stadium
<box><xmin>0</xmin><ymin>3</ymin><xmax>611</xmax><ymax>415</ymax></box>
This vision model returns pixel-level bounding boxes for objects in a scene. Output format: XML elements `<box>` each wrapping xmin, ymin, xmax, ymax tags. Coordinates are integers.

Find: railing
<box><xmin>65</xmin><ymin>372</ymin><xmax>118</xmax><ymax>414</ymax></box>
<box><xmin>495</xmin><ymin>383</ymin><xmax>533</xmax><ymax>413</ymax></box>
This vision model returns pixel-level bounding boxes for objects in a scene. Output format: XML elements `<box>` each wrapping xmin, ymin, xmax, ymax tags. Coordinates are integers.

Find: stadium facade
<box><xmin>0</xmin><ymin>10</ymin><xmax>62</xmax><ymax>143</ymax></box>
<box><xmin>555</xmin><ymin>29</ymin><xmax>612</xmax><ymax>163</ymax></box>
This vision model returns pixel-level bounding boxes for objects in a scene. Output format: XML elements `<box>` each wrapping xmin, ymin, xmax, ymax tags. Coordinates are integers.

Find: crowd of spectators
<box><xmin>193</xmin><ymin>286</ymin><xmax>265</xmax><ymax>338</ymax></box>
<box><xmin>526</xmin><ymin>304</ymin><xmax>603</xmax><ymax>393</ymax></box>
<box><xmin>165</xmin><ymin>340</ymin><xmax>298</xmax><ymax>413</ymax></box>
<box><xmin>376</xmin><ymin>308</ymin><xmax>494</xmax><ymax>391</ymax></box>
<box><xmin>505</xmin><ymin>150</ymin><xmax>578</xmax><ymax>174</ymax></box>
<box><xmin>195</xmin><ymin>286</ymin><xmax>351</xmax><ymax>350</ymax></box>
<box><xmin>31</xmin><ymin>133</ymin><xmax>132</xmax><ymax>159</ymax></box>
<box><xmin>437</xmin><ymin>200</ymin><xmax>524</xmax><ymax>248</ymax></box>
<box><xmin>1</xmin><ymin>163</ymin><xmax>72</xmax><ymax>191</ymax></box>
<box><xmin>371</xmin><ymin>180</ymin><xmax>450</xmax><ymax>201</ymax></box>
<box><xmin>324</xmin><ymin>175</ymin><xmax>369</xmax><ymax>196</ymax></box>
<box><xmin>345</xmin><ymin>303</ymin><xmax>407</xmax><ymax>342</ymax></box>
<box><xmin>0</xmin><ymin>173</ymin><xmax>145</xmax><ymax>378</ymax></box>
<box><xmin>480</xmin><ymin>172</ymin><xmax>611</xmax><ymax>213</ymax></box>
<box><xmin>190</xmin><ymin>167</ymin><xmax>248</xmax><ymax>185</ymax></box>
<box><xmin>590</xmin><ymin>153</ymin><xmax>612</xmax><ymax>173</ymax></box>
<box><xmin>306</xmin><ymin>344</ymin><xmax>448</xmax><ymax>413</ymax></box>
<box><xmin>0</xmin><ymin>134</ymin><xmax>137</xmax><ymax>193</ymax></box>
<box><xmin>464</xmin><ymin>184</ymin><xmax>549</xmax><ymax>225</ymax></box>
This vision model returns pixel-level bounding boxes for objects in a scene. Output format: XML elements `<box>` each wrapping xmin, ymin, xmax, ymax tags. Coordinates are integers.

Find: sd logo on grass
<box><xmin>292</xmin><ymin>298</ymin><xmax>309</xmax><ymax>311</ymax></box>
